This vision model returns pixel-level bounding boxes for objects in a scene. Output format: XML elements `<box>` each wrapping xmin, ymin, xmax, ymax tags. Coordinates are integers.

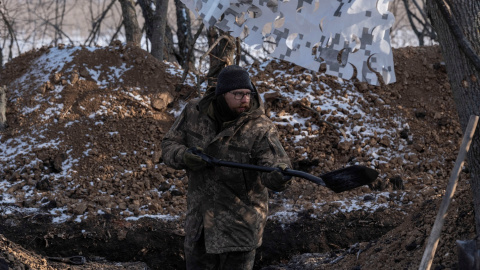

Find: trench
<box><xmin>0</xmin><ymin>208</ymin><xmax>401</xmax><ymax>270</ymax></box>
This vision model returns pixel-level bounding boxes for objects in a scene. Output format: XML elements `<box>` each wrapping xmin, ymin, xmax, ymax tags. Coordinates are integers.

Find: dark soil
<box><xmin>0</xmin><ymin>43</ymin><xmax>474</xmax><ymax>270</ymax></box>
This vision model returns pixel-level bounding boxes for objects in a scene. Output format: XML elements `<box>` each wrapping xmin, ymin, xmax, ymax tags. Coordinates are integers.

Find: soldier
<box><xmin>162</xmin><ymin>65</ymin><xmax>292</xmax><ymax>270</ymax></box>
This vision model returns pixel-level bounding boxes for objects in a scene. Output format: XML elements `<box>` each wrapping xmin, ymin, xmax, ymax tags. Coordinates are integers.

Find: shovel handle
<box><xmin>47</xmin><ymin>256</ymin><xmax>86</xmax><ymax>265</ymax></box>
<box><xmin>190</xmin><ymin>148</ymin><xmax>327</xmax><ymax>186</ymax></box>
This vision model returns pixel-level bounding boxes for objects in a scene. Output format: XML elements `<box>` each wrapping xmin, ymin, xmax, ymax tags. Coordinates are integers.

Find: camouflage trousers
<box><xmin>185</xmin><ymin>230</ymin><xmax>256</xmax><ymax>270</ymax></box>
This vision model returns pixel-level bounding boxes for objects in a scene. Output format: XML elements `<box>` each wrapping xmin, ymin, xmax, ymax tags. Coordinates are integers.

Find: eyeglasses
<box><xmin>229</xmin><ymin>91</ymin><xmax>254</xmax><ymax>100</ymax></box>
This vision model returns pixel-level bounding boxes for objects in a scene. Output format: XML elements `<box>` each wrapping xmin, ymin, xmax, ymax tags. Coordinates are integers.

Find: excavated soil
<box><xmin>0</xmin><ymin>43</ymin><xmax>475</xmax><ymax>270</ymax></box>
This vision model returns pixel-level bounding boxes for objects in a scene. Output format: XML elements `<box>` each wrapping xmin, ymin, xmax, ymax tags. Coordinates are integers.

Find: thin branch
<box><xmin>198</xmin><ymin>34</ymin><xmax>234</xmax><ymax>71</ymax></box>
<box><xmin>241</xmin><ymin>47</ymin><xmax>265</xmax><ymax>65</ymax></box>
<box><xmin>109</xmin><ymin>19</ymin><xmax>124</xmax><ymax>45</ymax></box>
<box><xmin>235</xmin><ymin>37</ymin><xmax>241</xmax><ymax>65</ymax></box>
<box><xmin>84</xmin><ymin>0</ymin><xmax>117</xmax><ymax>46</ymax></box>
<box><xmin>23</xmin><ymin>0</ymin><xmax>75</xmax><ymax>45</ymax></box>
<box><xmin>37</xmin><ymin>17</ymin><xmax>75</xmax><ymax>45</ymax></box>
<box><xmin>402</xmin><ymin>0</ymin><xmax>425</xmax><ymax>45</ymax></box>
<box><xmin>412</xmin><ymin>0</ymin><xmax>427</xmax><ymax>19</ymax></box>
<box><xmin>175</xmin><ymin>22</ymin><xmax>205</xmax><ymax>95</ymax></box>
<box><xmin>195</xmin><ymin>34</ymin><xmax>236</xmax><ymax>95</ymax></box>
<box><xmin>0</xmin><ymin>9</ymin><xmax>21</xmax><ymax>57</ymax></box>
<box><xmin>53</xmin><ymin>0</ymin><xmax>68</xmax><ymax>45</ymax></box>
<box><xmin>435</xmin><ymin>0</ymin><xmax>480</xmax><ymax>71</ymax></box>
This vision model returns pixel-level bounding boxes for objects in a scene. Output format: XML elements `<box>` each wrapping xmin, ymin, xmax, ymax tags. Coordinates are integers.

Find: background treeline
<box><xmin>0</xmin><ymin>0</ymin><xmax>434</xmax><ymax>79</ymax></box>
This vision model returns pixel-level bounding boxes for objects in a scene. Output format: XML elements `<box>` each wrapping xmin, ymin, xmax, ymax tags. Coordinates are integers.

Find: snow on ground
<box><xmin>1</xmin><ymin>46</ymin><xmax>415</xmax><ymax>224</ymax></box>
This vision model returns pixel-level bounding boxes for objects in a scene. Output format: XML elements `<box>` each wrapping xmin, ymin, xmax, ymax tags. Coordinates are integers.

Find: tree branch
<box><xmin>0</xmin><ymin>8</ymin><xmax>21</xmax><ymax>59</ymax></box>
<box><xmin>84</xmin><ymin>0</ymin><xmax>117</xmax><ymax>46</ymax></box>
<box><xmin>38</xmin><ymin>17</ymin><xmax>75</xmax><ymax>45</ymax></box>
<box><xmin>435</xmin><ymin>0</ymin><xmax>480</xmax><ymax>71</ymax></box>
<box><xmin>175</xmin><ymin>22</ymin><xmax>205</xmax><ymax>96</ymax></box>
<box><xmin>241</xmin><ymin>47</ymin><xmax>265</xmax><ymax>65</ymax></box>
<box><xmin>109</xmin><ymin>19</ymin><xmax>124</xmax><ymax>45</ymax></box>
<box><xmin>195</xmin><ymin>34</ymin><xmax>236</xmax><ymax>95</ymax></box>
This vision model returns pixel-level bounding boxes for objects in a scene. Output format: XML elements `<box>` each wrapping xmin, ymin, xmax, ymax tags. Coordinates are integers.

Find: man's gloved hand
<box><xmin>183</xmin><ymin>147</ymin><xmax>207</xmax><ymax>171</ymax></box>
<box><xmin>265</xmin><ymin>163</ymin><xmax>292</xmax><ymax>191</ymax></box>
<box><xmin>273</xmin><ymin>163</ymin><xmax>292</xmax><ymax>181</ymax></box>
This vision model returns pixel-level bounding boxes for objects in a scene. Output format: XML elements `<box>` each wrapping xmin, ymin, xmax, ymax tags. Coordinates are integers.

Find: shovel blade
<box><xmin>320</xmin><ymin>165</ymin><xmax>379</xmax><ymax>193</ymax></box>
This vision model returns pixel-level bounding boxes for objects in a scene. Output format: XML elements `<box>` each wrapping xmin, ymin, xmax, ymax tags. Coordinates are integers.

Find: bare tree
<box><xmin>151</xmin><ymin>0</ymin><xmax>168</xmax><ymax>61</ymax></box>
<box><xmin>389</xmin><ymin>0</ymin><xmax>436</xmax><ymax>46</ymax></box>
<box><xmin>118</xmin><ymin>0</ymin><xmax>141</xmax><ymax>46</ymax></box>
<box><xmin>138</xmin><ymin>0</ymin><xmax>170</xmax><ymax>61</ymax></box>
<box><xmin>0</xmin><ymin>1</ymin><xmax>129</xmax><ymax>63</ymax></box>
<box><xmin>22</xmin><ymin>0</ymin><xmax>78</xmax><ymax>46</ymax></box>
<box><xmin>402</xmin><ymin>0</ymin><xmax>435</xmax><ymax>46</ymax></box>
<box><xmin>53</xmin><ymin>0</ymin><xmax>67</xmax><ymax>46</ymax></box>
<box><xmin>174</xmin><ymin>0</ymin><xmax>194</xmax><ymax>70</ymax></box>
<box><xmin>205</xmin><ymin>27</ymin><xmax>235</xmax><ymax>88</ymax></box>
<box><xmin>0</xmin><ymin>3</ymin><xmax>20</xmax><ymax>63</ymax></box>
<box><xmin>108</xmin><ymin>15</ymin><xmax>125</xmax><ymax>45</ymax></box>
<box><xmin>84</xmin><ymin>0</ymin><xmax>117</xmax><ymax>46</ymax></box>
<box><xmin>425</xmin><ymin>0</ymin><xmax>480</xmax><ymax>267</ymax></box>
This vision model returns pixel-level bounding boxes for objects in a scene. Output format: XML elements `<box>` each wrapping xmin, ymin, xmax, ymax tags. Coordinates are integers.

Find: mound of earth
<box><xmin>0</xmin><ymin>43</ymin><xmax>474</xmax><ymax>270</ymax></box>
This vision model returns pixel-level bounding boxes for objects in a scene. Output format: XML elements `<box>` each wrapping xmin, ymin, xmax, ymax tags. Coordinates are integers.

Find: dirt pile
<box><xmin>0</xmin><ymin>42</ymin><xmax>185</xmax><ymax>220</ymax></box>
<box><xmin>0</xmin><ymin>234</ymin><xmax>150</xmax><ymax>270</ymax></box>
<box><xmin>0</xmin><ymin>43</ymin><xmax>475</xmax><ymax>270</ymax></box>
<box><xmin>261</xmin><ymin>46</ymin><xmax>475</xmax><ymax>270</ymax></box>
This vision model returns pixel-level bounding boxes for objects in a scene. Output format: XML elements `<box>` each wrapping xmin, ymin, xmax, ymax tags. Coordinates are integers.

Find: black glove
<box><xmin>265</xmin><ymin>163</ymin><xmax>292</xmax><ymax>191</ymax></box>
<box><xmin>183</xmin><ymin>147</ymin><xmax>207</xmax><ymax>171</ymax></box>
<box><xmin>273</xmin><ymin>163</ymin><xmax>292</xmax><ymax>181</ymax></box>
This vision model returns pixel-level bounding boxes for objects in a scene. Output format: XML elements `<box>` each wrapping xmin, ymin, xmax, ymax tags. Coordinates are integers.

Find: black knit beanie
<box><xmin>215</xmin><ymin>65</ymin><xmax>255</xmax><ymax>96</ymax></box>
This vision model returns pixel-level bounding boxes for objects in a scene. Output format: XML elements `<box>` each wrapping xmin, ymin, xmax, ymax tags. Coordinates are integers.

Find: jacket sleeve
<box><xmin>253</xmin><ymin>125</ymin><xmax>293</xmax><ymax>192</ymax></box>
<box><xmin>161</xmin><ymin>108</ymin><xmax>189</xmax><ymax>170</ymax></box>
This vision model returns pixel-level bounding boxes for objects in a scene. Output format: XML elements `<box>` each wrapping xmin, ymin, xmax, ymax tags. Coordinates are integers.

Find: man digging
<box><xmin>162</xmin><ymin>65</ymin><xmax>293</xmax><ymax>269</ymax></box>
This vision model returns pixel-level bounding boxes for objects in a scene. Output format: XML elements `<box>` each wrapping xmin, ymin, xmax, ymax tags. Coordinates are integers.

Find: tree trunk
<box><xmin>54</xmin><ymin>0</ymin><xmax>67</xmax><ymax>46</ymax></box>
<box><xmin>174</xmin><ymin>0</ymin><xmax>194</xmax><ymax>70</ymax></box>
<box><xmin>426</xmin><ymin>0</ymin><xmax>480</xmax><ymax>236</ymax></box>
<box><xmin>164</xmin><ymin>24</ymin><xmax>177</xmax><ymax>63</ymax></box>
<box><xmin>0</xmin><ymin>46</ymin><xmax>3</xmax><ymax>69</ymax></box>
<box><xmin>150</xmin><ymin>0</ymin><xmax>169</xmax><ymax>60</ymax></box>
<box><xmin>138</xmin><ymin>0</ymin><xmax>174</xmax><ymax>61</ymax></box>
<box><xmin>119</xmin><ymin>0</ymin><xmax>141</xmax><ymax>46</ymax></box>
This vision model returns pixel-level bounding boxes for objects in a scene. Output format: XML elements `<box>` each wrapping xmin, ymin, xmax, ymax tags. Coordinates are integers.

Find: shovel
<box><xmin>190</xmin><ymin>148</ymin><xmax>379</xmax><ymax>193</ymax></box>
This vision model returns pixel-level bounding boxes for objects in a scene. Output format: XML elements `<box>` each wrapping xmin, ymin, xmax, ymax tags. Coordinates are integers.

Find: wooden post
<box><xmin>418</xmin><ymin>115</ymin><xmax>479</xmax><ymax>270</ymax></box>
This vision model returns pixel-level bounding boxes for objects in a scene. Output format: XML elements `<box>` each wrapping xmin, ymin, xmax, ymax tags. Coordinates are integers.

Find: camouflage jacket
<box><xmin>161</xmin><ymin>91</ymin><xmax>292</xmax><ymax>254</ymax></box>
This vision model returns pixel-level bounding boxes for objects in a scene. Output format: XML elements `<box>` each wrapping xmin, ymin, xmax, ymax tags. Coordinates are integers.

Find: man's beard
<box><xmin>233</xmin><ymin>104</ymin><xmax>250</xmax><ymax>115</ymax></box>
<box><xmin>214</xmin><ymin>95</ymin><xmax>242</xmax><ymax>122</ymax></box>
